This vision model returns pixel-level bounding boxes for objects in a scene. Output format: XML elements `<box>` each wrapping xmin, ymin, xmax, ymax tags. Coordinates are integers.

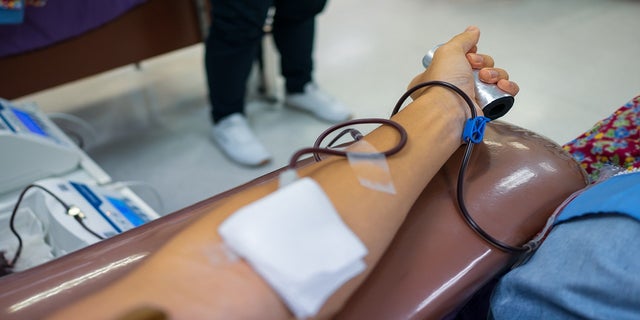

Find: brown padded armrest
<box><xmin>0</xmin><ymin>121</ymin><xmax>587</xmax><ymax>320</ymax></box>
<box><xmin>336</xmin><ymin>121</ymin><xmax>587</xmax><ymax>319</ymax></box>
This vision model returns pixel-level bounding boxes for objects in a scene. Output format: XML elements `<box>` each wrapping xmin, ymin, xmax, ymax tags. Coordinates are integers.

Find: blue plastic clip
<box><xmin>461</xmin><ymin>116</ymin><xmax>490</xmax><ymax>144</ymax></box>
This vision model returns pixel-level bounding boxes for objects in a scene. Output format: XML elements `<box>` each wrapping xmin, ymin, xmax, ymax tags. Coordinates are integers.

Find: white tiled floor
<box><xmin>16</xmin><ymin>0</ymin><xmax>640</xmax><ymax>215</ymax></box>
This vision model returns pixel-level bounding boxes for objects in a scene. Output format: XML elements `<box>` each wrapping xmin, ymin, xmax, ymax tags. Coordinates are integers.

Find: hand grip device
<box><xmin>422</xmin><ymin>46</ymin><xmax>514</xmax><ymax>120</ymax></box>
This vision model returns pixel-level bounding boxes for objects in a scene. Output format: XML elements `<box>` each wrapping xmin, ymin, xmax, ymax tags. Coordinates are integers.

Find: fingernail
<box><xmin>466</xmin><ymin>26</ymin><xmax>479</xmax><ymax>32</ymax></box>
<box><xmin>488</xmin><ymin>69</ymin><xmax>499</xmax><ymax>78</ymax></box>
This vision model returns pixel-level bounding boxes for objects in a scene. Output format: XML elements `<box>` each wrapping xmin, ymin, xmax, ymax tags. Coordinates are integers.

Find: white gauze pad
<box><xmin>218</xmin><ymin>177</ymin><xmax>368</xmax><ymax>319</ymax></box>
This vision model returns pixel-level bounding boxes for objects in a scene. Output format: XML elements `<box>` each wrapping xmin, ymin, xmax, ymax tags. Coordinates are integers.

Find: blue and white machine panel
<box><xmin>0</xmin><ymin>99</ymin><xmax>81</xmax><ymax>194</ymax></box>
<box><xmin>34</xmin><ymin>178</ymin><xmax>160</xmax><ymax>255</ymax></box>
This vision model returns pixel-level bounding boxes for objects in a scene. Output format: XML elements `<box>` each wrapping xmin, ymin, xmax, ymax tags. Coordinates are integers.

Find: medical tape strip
<box><xmin>346</xmin><ymin>140</ymin><xmax>396</xmax><ymax>194</ymax></box>
<box><xmin>218</xmin><ymin>177</ymin><xmax>368</xmax><ymax>319</ymax></box>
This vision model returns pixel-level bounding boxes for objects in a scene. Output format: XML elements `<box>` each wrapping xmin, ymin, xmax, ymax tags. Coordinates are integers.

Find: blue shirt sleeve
<box><xmin>556</xmin><ymin>171</ymin><xmax>640</xmax><ymax>224</ymax></box>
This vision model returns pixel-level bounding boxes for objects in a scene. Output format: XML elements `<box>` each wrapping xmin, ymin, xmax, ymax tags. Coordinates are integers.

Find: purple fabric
<box><xmin>0</xmin><ymin>0</ymin><xmax>147</xmax><ymax>58</ymax></box>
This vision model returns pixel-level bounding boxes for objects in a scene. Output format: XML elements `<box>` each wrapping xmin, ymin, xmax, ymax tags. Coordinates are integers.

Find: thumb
<box><xmin>449</xmin><ymin>26</ymin><xmax>481</xmax><ymax>53</ymax></box>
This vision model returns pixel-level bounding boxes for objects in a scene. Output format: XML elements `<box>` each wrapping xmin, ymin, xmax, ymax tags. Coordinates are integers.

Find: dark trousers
<box><xmin>205</xmin><ymin>0</ymin><xmax>328</xmax><ymax>122</ymax></box>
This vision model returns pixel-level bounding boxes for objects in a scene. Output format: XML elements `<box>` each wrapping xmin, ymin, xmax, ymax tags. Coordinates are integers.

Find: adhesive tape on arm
<box><xmin>218</xmin><ymin>177</ymin><xmax>368</xmax><ymax>319</ymax></box>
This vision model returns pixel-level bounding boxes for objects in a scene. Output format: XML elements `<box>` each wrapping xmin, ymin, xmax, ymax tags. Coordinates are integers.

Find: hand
<box><xmin>467</xmin><ymin>51</ymin><xmax>520</xmax><ymax>97</ymax></box>
<box><xmin>408</xmin><ymin>26</ymin><xmax>519</xmax><ymax>113</ymax></box>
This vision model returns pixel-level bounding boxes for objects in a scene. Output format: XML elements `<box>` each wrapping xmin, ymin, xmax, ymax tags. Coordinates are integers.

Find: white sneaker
<box><xmin>285</xmin><ymin>83</ymin><xmax>352</xmax><ymax>123</ymax></box>
<box><xmin>210</xmin><ymin>113</ymin><xmax>271</xmax><ymax>166</ymax></box>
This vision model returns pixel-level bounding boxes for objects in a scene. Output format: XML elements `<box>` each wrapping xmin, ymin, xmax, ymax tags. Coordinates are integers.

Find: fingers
<box><xmin>467</xmin><ymin>51</ymin><xmax>519</xmax><ymax>96</ymax></box>
<box><xmin>466</xmin><ymin>53</ymin><xmax>494</xmax><ymax>69</ymax></box>
<box><xmin>478</xmin><ymin>68</ymin><xmax>508</xmax><ymax>82</ymax></box>
<box><xmin>478</xmin><ymin>68</ymin><xmax>519</xmax><ymax>95</ymax></box>
<box><xmin>497</xmin><ymin>79</ymin><xmax>520</xmax><ymax>96</ymax></box>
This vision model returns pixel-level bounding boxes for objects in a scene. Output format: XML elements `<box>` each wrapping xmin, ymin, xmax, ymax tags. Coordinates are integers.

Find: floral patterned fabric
<box><xmin>0</xmin><ymin>0</ymin><xmax>46</xmax><ymax>24</ymax></box>
<box><xmin>563</xmin><ymin>95</ymin><xmax>640</xmax><ymax>183</ymax></box>
<box><xmin>0</xmin><ymin>0</ymin><xmax>45</xmax><ymax>9</ymax></box>
<box><xmin>0</xmin><ymin>1</ymin><xmax>22</xmax><ymax>10</ymax></box>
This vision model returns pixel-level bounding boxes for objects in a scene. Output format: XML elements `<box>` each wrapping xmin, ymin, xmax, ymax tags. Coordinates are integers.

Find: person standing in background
<box><xmin>205</xmin><ymin>0</ymin><xmax>351</xmax><ymax>166</ymax></box>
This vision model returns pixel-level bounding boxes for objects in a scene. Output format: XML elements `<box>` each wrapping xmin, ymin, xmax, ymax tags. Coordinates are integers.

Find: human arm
<box><xmin>50</xmin><ymin>26</ymin><xmax>519</xmax><ymax>320</ymax></box>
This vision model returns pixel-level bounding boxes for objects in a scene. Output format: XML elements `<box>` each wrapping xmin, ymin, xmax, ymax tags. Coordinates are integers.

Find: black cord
<box><xmin>287</xmin><ymin>118</ymin><xmax>408</xmax><ymax>169</ymax></box>
<box><xmin>392</xmin><ymin>81</ymin><xmax>528</xmax><ymax>253</ymax></box>
<box><xmin>322</xmin><ymin>128</ymin><xmax>364</xmax><ymax>153</ymax></box>
<box><xmin>9</xmin><ymin>184</ymin><xmax>68</xmax><ymax>267</ymax></box>
<box><xmin>74</xmin><ymin>216</ymin><xmax>105</xmax><ymax>240</ymax></box>
<box><xmin>8</xmin><ymin>184</ymin><xmax>104</xmax><ymax>269</ymax></box>
<box><xmin>391</xmin><ymin>80</ymin><xmax>478</xmax><ymax>118</ymax></box>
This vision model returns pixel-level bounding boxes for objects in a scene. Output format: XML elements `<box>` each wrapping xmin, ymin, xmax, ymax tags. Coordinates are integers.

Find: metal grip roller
<box><xmin>422</xmin><ymin>46</ymin><xmax>514</xmax><ymax>120</ymax></box>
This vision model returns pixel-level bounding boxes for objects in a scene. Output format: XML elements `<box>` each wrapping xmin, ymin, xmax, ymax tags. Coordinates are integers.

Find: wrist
<box><xmin>412</xmin><ymin>86</ymin><xmax>472</xmax><ymax>129</ymax></box>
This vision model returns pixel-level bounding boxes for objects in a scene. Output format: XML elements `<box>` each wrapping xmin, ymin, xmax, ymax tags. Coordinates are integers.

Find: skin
<box><xmin>49</xmin><ymin>26</ymin><xmax>519</xmax><ymax>320</ymax></box>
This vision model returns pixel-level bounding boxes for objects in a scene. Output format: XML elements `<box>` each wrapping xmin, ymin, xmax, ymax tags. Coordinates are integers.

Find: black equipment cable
<box><xmin>70</xmin><ymin>209</ymin><xmax>106</xmax><ymax>240</ymax></box>
<box><xmin>391</xmin><ymin>81</ymin><xmax>529</xmax><ymax>253</ymax></box>
<box><xmin>287</xmin><ymin>118</ymin><xmax>408</xmax><ymax>169</ymax></box>
<box><xmin>7</xmin><ymin>184</ymin><xmax>104</xmax><ymax>270</ymax></box>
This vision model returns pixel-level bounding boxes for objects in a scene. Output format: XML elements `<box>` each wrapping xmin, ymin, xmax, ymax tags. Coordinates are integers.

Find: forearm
<box><xmin>49</xmin><ymin>87</ymin><xmax>467</xmax><ymax>320</ymax></box>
